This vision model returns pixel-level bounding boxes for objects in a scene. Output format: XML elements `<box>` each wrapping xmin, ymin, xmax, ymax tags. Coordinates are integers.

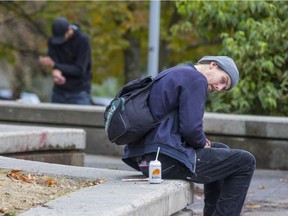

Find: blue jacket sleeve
<box><xmin>179</xmin><ymin>79</ymin><xmax>207</xmax><ymax>148</ymax></box>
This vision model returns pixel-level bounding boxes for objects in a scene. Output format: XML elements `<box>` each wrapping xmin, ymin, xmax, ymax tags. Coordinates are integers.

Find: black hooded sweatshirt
<box><xmin>48</xmin><ymin>25</ymin><xmax>92</xmax><ymax>94</ymax></box>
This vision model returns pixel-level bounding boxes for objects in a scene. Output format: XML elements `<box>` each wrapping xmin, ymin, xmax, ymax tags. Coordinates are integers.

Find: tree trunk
<box><xmin>123</xmin><ymin>31</ymin><xmax>142</xmax><ymax>83</ymax></box>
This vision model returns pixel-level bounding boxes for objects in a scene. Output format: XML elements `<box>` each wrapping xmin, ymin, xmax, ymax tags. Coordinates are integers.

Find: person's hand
<box><xmin>52</xmin><ymin>69</ymin><xmax>66</xmax><ymax>85</ymax></box>
<box><xmin>204</xmin><ymin>138</ymin><xmax>211</xmax><ymax>148</ymax></box>
<box><xmin>39</xmin><ymin>56</ymin><xmax>55</xmax><ymax>68</ymax></box>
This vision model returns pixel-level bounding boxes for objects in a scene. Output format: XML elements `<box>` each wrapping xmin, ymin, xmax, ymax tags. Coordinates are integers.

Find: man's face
<box><xmin>207</xmin><ymin>62</ymin><xmax>232</xmax><ymax>93</ymax></box>
<box><xmin>64</xmin><ymin>30</ymin><xmax>70</xmax><ymax>42</ymax></box>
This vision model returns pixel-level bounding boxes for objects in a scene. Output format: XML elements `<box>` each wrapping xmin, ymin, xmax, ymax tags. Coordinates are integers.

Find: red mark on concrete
<box><xmin>39</xmin><ymin>131</ymin><xmax>48</xmax><ymax>146</ymax></box>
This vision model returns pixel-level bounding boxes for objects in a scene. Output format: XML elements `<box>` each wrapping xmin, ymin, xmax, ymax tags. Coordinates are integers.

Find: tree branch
<box><xmin>0</xmin><ymin>1</ymin><xmax>48</xmax><ymax>38</ymax></box>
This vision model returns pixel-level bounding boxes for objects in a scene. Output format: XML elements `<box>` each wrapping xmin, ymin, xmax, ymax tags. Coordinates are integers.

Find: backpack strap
<box><xmin>153</xmin><ymin>64</ymin><xmax>194</xmax><ymax>82</ymax></box>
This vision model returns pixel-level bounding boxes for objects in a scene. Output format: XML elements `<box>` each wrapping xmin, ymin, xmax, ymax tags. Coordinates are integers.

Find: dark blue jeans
<box><xmin>138</xmin><ymin>142</ymin><xmax>256</xmax><ymax>216</ymax></box>
<box><xmin>52</xmin><ymin>90</ymin><xmax>91</xmax><ymax>105</ymax></box>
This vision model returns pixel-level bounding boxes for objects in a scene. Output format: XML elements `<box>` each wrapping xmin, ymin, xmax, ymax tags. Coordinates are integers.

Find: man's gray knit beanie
<box><xmin>197</xmin><ymin>56</ymin><xmax>239</xmax><ymax>90</ymax></box>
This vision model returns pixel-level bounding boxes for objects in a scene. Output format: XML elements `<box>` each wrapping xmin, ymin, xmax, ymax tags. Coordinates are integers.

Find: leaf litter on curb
<box><xmin>0</xmin><ymin>169</ymin><xmax>107</xmax><ymax>216</ymax></box>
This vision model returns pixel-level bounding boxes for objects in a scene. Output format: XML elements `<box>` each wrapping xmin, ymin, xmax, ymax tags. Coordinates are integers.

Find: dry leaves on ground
<box><xmin>0</xmin><ymin>169</ymin><xmax>106</xmax><ymax>216</ymax></box>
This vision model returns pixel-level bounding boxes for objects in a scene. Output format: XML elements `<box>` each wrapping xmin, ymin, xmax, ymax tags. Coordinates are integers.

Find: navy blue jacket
<box><xmin>48</xmin><ymin>25</ymin><xmax>92</xmax><ymax>94</ymax></box>
<box><xmin>122</xmin><ymin>64</ymin><xmax>208</xmax><ymax>175</ymax></box>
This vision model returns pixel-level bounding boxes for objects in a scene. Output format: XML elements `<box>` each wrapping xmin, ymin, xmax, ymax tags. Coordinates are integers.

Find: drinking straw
<box><xmin>155</xmin><ymin>147</ymin><xmax>160</xmax><ymax>161</ymax></box>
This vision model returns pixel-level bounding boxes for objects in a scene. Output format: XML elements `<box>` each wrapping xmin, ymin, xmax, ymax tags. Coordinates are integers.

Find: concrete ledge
<box><xmin>0</xmin><ymin>124</ymin><xmax>86</xmax><ymax>166</ymax></box>
<box><xmin>0</xmin><ymin>124</ymin><xmax>85</xmax><ymax>153</ymax></box>
<box><xmin>0</xmin><ymin>156</ymin><xmax>193</xmax><ymax>216</ymax></box>
<box><xmin>0</xmin><ymin>100</ymin><xmax>118</xmax><ymax>156</ymax></box>
<box><xmin>0</xmin><ymin>101</ymin><xmax>287</xmax><ymax>170</ymax></box>
<box><xmin>8</xmin><ymin>152</ymin><xmax>85</xmax><ymax>167</ymax></box>
<box><xmin>0</xmin><ymin>100</ymin><xmax>104</xmax><ymax>127</ymax></box>
<box><xmin>208</xmin><ymin>136</ymin><xmax>288</xmax><ymax>170</ymax></box>
<box><xmin>0</xmin><ymin>101</ymin><xmax>286</xmax><ymax>139</ymax></box>
<box><xmin>204</xmin><ymin>113</ymin><xmax>288</xmax><ymax>139</ymax></box>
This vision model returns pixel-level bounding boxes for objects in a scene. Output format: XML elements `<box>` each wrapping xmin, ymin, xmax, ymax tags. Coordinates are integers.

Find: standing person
<box><xmin>122</xmin><ymin>56</ymin><xmax>256</xmax><ymax>216</ymax></box>
<box><xmin>39</xmin><ymin>17</ymin><xmax>92</xmax><ymax>105</ymax></box>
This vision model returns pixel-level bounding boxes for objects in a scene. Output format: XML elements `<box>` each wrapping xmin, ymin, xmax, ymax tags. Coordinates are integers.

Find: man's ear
<box><xmin>66</xmin><ymin>28</ymin><xmax>73</xmax><ymax>38</ymax></box>
<box><xmin>209</xmin><ymin>61</ymin><xmax>217</xmax><ymax>69</ymax></box>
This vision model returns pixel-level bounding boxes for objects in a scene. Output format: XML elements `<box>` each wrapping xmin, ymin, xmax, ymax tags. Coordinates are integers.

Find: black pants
<box><xmin>52</xmin><ymin>90</ymin><xmax>91</xmax><ymax>105</ymax></box>
<box><xmin>138</xmin><ymin>142</ymin><xmax>256</xmax><ymax>216</ymax></box>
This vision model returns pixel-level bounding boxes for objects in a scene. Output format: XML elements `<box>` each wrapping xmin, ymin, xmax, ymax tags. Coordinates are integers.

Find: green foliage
<box><xmin>0</xmin><ymin>1</ymin><xmax>287</xmax><ymax>116</ymax></box>
<box><xmin>0</xmin><ymin>1</ymin><xmax>150</xmax><ymax>99</ymax></box>
<box><xmin>34</xmin><ymin>1</ymin><xmax>148</xmax><ymax>83</ymax></box>
<box><xmin>176</xmin><ymin>0</ymin><xmax>288</xmax><ymax>116</ymax></box>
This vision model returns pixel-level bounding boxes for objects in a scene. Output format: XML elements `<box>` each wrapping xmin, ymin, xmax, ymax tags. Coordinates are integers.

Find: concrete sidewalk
<box><xmin>241</xmin><ymin>170</ymin><xmax>288</xmax><ymax>216</ymax></box>
<box><xmin>85</xmin><ymin>154</ymin><xmax>288</xmax><ymax>216</ymax></box>
<box><xmin>191</xmin><ymin>170</ymin><xmax>288</xmax><ymax>216</ymax></box>
<box><xmin>0</xmin><ymin>156</ymin><xmax>193</xmax><ymax>216</ymax></box>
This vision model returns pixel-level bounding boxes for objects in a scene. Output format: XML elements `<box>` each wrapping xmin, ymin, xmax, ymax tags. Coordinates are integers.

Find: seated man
<box><xmin>122</xmin><ymin>56</ymin><xmax>256</xmax><ymax>216</ymax></box>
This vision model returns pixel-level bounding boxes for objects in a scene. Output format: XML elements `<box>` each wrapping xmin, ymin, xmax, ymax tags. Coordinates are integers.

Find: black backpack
<box><xmin>104</xmin><ymin>68</ymin><xmax>175</xmax><ymax>145</ymax></box>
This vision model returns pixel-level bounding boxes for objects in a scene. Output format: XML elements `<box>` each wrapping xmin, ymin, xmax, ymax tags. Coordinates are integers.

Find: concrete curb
<box><xmin>0</xmin><ymin>156</ymin><xmax>193</xmax><ymax>216</ymax></box>
<box><xmin>0</xmin><ymin>124</ymin><xmax>86</xmax><ymax>166</ymax></box>
<box><xmin>0</xmin><ymin>124</ymin><xmax>85</xmax><ymax>153</ymax></box>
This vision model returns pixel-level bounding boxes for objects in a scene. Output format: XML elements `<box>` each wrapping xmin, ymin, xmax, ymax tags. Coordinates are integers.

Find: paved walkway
<box><xmin>84</xmin><ymin>154</ymin><xmax>288</xmax><ymax>216</ymax></box>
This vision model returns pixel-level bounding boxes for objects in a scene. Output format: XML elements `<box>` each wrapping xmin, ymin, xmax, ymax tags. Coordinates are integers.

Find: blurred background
<box><xmin>0</xmin><ymin>1</ymin><xmax>287</xmax><ymax>116</ymax></box>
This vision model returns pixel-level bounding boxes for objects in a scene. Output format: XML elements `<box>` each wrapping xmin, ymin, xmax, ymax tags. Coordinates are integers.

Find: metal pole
<box><xmin>147</xmin><ymin>0</ymin><xmax>161</xmax><ymax>77</ymax></box>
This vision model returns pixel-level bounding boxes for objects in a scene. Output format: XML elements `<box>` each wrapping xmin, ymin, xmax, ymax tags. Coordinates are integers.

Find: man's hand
<box><xmin>39</xmin><ymin>56</ymin><xmax>55</xmax><ymax>68</ymax></box>
<box><xmin>204</xmin><ymin>138</ymin><xmax>211</xmax><ymax>148</ymax></box>
<box><xmin>52</xmin><ymin>69</ymin><xmax>66</xmax><ymax>85</ymax></box>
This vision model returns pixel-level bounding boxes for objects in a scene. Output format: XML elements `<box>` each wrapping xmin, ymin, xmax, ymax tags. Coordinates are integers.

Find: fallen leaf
<box><xmin>246</xmin><ymin>203</ymin><xmax>261</xmax><ymax>208</ymax></box>
<box><xmin>44</xmin><ymin>179</ymin><xmax>57</xmax><ymax>187</ymax></box>
<box><xmin>10</xmin><ymin>170</ymin><xmax>23</xmax><ymax>174</ymax></box>
<box><xmin>258</xmin><ymin>185</ymin><xmax>266</xmax><ymax>190</ymax></box>
<box><xmin>7</xmin><ymin>170</ymin><xmax>35</xmax><ymax>183</ymax></box>
<box><xmin>0</xmin><ymin>208</ymin><xmax>8</xmax><ymax>213</ymax></box>
<box><xmin>247</xmin><ymin>190</ymin><xmax>255</xmax><ymax>194</ymax></box>
<box><xmin>98</xmin><ymin>179</ymin><xmax>107</xmax><ymax>184</ymax></box>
